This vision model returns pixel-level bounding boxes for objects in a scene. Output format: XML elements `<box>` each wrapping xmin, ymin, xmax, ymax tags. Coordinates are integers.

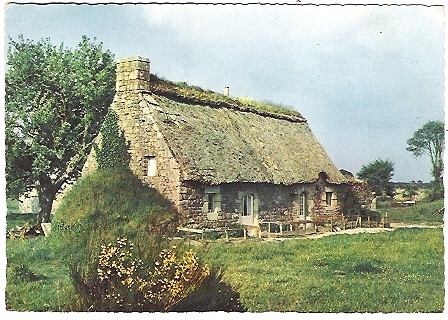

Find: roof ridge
<box><xmin>149</xmin><ymin>74</ymin><xmax>307</xmax><ymax>123</ymax></box>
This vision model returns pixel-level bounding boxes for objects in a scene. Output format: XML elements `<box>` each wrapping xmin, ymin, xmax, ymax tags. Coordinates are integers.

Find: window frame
<box><xmin>204</xmin><ymin>186</ymin><xmax>221</xmax><ymax>214</ymax></box>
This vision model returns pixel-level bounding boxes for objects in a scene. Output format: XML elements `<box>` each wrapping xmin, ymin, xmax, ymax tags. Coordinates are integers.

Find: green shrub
<box><xmin>51</xmin><ymin>168</ymin><xmax>243</xmax><ymax>311</ymax></box>
<box><xmin>170</xmin><ymin>266</ymin><xmax>247</xmax><ymax>312</ymax></box>
<box><xmin>51</xmin><ymin>169</ymin><xmax>180</xmax><ymax>305</ymax></box>
<box><xmin>339</xmin><ymin>187</ymin><xmax>362</xmax><ymax>218</ymax></box>
<box><xmin>424</xmin><ymin>181</ymin><xmax>444</xmax><ymax>202</ymax></box>
<box><xmin>69</xmin><ymin>237</ymin><xmax>210</xmax><ymax>312</ymax></box>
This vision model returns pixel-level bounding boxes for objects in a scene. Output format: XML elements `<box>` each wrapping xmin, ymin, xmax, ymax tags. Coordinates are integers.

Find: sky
<box><xmin>2</xmin><ymin>0</ymin><xmax>446</xmax><ymax>183</ymax></box>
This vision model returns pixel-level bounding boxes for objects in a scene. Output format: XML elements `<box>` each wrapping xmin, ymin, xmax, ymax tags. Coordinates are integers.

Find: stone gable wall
<box><xmin>111</xmin><ymin>57</ymin><xmax>183</xmax><ymax>208</ymax></box>
<box><xmin>111</xmin><ymin>91</ymin><xmax>182</xmax><ymax>208</ymax></box>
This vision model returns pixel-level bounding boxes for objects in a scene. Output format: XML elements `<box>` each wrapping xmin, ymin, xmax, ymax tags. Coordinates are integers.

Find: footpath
<box><xmin>264</xmin><ymin>223</ymin><xmax>442</xmax><ymax>241</ymax></box>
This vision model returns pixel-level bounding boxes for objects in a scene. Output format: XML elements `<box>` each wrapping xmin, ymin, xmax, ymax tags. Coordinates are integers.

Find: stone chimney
<box><xmin>116</xmin><ymin>56</ymin><xmax>150</xmax><ymax>92</ymax></box>
<box><xmin>224</xmin><ymin>86</ymin><xmax>229</xmax><ymax>97</ymax></box>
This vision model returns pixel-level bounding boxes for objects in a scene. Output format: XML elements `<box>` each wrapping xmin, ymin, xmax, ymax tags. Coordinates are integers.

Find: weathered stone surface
<box><xmin>116</xmin><ymin>57</ymin><xmax>150</xmax><ymax>92</ymax></box>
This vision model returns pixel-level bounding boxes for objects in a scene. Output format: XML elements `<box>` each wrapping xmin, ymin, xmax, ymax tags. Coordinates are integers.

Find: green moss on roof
<box><xmin>150</xmin><ymin>74</ymin><xmax>306</xmax><ymax>123</ymax></box>
<box><xmin>145</xmin><ymin>95</ymin><xmax>345</xmax><ymax>185</ymax></box>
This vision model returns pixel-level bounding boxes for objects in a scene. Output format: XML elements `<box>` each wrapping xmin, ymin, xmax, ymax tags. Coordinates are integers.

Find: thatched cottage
<box><xmin>102</xmin><ymin>56</ymin><xmax>350</xmax><ymax>235</ymax></box>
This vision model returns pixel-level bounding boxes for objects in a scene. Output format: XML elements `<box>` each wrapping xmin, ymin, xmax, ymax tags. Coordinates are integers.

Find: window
<box><xmin>207</xmin><ymin>193</ymin><xmax>216</xmax><ymax>213</ymax></box>
<box><xmin>326</xmin><ymin>192</ymin><xmax>333</xmax><ymax>206</ymax></box>
<box><xmin>242</xmin><ymin>195</ymin><xmax>254</xmax><ymax>216</ymax></box>
<box><xmin>204</xmin><ymin>186</ymin><xmax>221</xmax><ymax>214</ymax></box>
<box><xmin>147</xmin><ymin>156</ymin><xmax>157</xmax><ymax>176</ymax></box>
<box><xmin>299</xmin><ymin>192</ymin><xmax>306</xmax><ymax>216</ymax></box>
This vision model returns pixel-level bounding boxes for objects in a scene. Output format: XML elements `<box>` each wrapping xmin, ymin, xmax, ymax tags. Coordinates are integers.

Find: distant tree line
<box><xmin>350</xmin><ymin>120</ymin><xmax>444</xmax><ymax>201</ymax></box>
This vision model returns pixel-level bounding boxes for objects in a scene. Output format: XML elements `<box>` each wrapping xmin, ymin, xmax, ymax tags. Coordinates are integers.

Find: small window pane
<box><xmin>208</xmin><ymin>193</ymin><xmax>215</xmax><ymax>213</ymax></box>
<box><xmin>299</xmin><ymin>193</ymin><xmax>306</xmax><ymax>216</ymax></box>
<box><xmin>242</xmin><ymin>195</ymin><xmax>253</xmax><ymax>216</ymax></box>
<box><xmin>147</xmin><ymin>156</ymin><xmax>157</xmax><ymax>176</ymax></box>
<box><xmin>326</xmin><ymin>192</ymin><xmax>332</xmax><ymax>206</ymax></box>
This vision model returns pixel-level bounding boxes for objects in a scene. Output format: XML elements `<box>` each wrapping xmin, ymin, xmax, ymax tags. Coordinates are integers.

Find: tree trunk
<box><xmin>432</xmin><ymin>158</ymin><xmax>443</xmax><ymax>184</ymax></box>
<box><xmin>36</xmin><ymin>186</ymin><xmax>56</xmax><ymax>225</ymax></box>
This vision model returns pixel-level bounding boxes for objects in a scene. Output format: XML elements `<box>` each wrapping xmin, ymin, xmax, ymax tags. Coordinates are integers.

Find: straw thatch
<box><xmin>143</xmin><ymin>86</ymin><xmax>345</xmax><ymax>185</ymax></box>
<box><xmin>150</xmin><ymin>74</ymin><xmax>305</xmax><ymax>122</ymax></box>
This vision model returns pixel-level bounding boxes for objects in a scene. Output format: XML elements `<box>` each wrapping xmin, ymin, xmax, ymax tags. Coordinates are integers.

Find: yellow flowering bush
<box><xmin>141</xmin><ymin>248</ymin><xmax>210</xmax><ymax>311</ymax></box>
<box><xmin>73</xmin><ymin>237</ymin><xmax>209</xmax><ymax>311</ymax></box>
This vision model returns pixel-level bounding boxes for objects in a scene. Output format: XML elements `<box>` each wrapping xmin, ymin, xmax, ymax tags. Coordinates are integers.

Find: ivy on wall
<box><xmin>94</xmin><ymin>109</ymin><xmax>130</xmax><ymax>171</ymax></box>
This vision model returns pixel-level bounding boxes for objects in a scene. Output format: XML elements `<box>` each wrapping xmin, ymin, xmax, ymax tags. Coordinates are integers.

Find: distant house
<box><xmin>88</xmin><ymin>56</ymin><xmax>350</xmax><ymax>235</ymax></box>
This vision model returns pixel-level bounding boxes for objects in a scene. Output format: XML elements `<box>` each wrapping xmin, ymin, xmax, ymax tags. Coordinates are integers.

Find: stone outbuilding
<box><xmin>91</xmin><ymin>56</ymin><xmax>351</xmax><ymax>235</ymax></box>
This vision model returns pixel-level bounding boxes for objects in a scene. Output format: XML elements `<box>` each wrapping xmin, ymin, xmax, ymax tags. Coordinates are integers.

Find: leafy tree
<box><xmin>93</xmin><ymin>109</ymin><xmax>130</xmax><ymax>171</ymax></box>
<box><xmin>5</xmin><ymin>35</ymin><xmax>115</xmax><ymax>225</ymax></box>
<box><xmin>406</xmin><ymin>120</ymin><xmax>444</xmax><ymax>185</ymax></box>
<box><xmin>357</xmin><ymin>159</ymin><xmax>395</xmax><ymax>196</ymax></box>
<box><xmin>339</xmin><ymin>187</ymin><xmax>362</xmax><ymax>218</ymax></box>
<box><xmin>401</xmin><ymin>181</ymin><xmax>419</xmax><ymax>201</ymax></box>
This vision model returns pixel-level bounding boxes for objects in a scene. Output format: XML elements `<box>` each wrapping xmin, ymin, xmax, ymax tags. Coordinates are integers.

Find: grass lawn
<box><xmin>201</xmin><ymin>228</ymin><xmax>444</xmax><ymax>312</ymax></box>
<box><xmin>5</xmin><ymin>199</ymin><xmax>36</xmax><ymax>230</ymax></box>
<box><xmin>6</xmin><ymin>226</ymin><xmax>444</xmax><ymax>312</ymax></box>
<box><xmin>6</xmin><ymin>213</ymin><xmax>37</xmax><ymax>230</ymax></box>
<box><xmin>5</xmin><ymin>236</ymin><xmax>74</xmax><ymax>311</ymax></box>
<box><xmin>5</xmin><ymin>198</ymin><xmax>445</xmax><ymax>312</ymax></box>
<box><xmin>377</xmin><ymin>199</ymin><xmax>444</xmax><ymax>226</ymax></box>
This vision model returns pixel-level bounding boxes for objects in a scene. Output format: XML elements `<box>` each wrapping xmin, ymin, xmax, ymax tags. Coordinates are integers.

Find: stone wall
<box><xmin>111</xmin><ymin>92</ymin><xmax>182</xmax><ymax>208</ymax></box>
<box><xmin>177</xmin><ymin>180</ymin><xmax>345</xmax><ymax>227</ymax></box>
<box><xmin>109</xmin><ymin>57</ymin><xmax>183</xmax><ymax>208</ymax></box>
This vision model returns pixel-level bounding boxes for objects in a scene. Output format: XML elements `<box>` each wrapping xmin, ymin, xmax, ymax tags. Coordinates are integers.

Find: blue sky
<box><xmin>3</xmin><ymin>1</ymin><xmax>445</xmax><ymax>182</ymax></box>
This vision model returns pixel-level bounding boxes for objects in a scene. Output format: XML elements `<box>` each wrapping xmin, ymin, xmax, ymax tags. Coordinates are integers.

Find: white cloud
<box><xmin>142</xmin><ymin>5</ymin><xmax>377</xmax><ymax>53</ymax></box>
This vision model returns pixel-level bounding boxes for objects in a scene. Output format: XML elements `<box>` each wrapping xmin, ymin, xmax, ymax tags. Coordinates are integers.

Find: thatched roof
<box><xmin>139</xmin><ymin>79</ymin><xmax>345</xmax><ymax>185</ymax></box>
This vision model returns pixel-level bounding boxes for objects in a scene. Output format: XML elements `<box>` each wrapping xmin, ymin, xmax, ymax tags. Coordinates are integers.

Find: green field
<box><xmin>6</xmin><ymin>226</ymin><xmax>444</xmax><ymax>312</ymax></box>
<box><xmin>200</xmin><ymin>227</ymin><xmax>444</xmax><ymax>312</ymax></box>
<box><xmin>5</xmin><ymin>236</ymin><xmax>74</xmax><ymax>311</ymax></box>
<box><xmin>5</xmin><ymin>198</ymin><xmax>445</xmax><ymax>312</ymax></box>
<box><xmin>377</xmin><ymin>199</ymin><xmax>444</xmax><ymax>226</ymax></box>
